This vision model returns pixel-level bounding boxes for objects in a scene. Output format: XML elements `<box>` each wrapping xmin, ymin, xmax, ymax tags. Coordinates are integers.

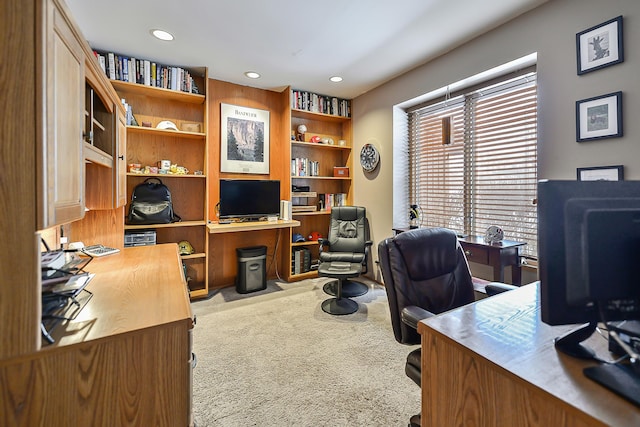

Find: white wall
<box><xmin>352</xmin><ymin>0</ymin><xmax>640</xmax><ymax>281</ymax></box>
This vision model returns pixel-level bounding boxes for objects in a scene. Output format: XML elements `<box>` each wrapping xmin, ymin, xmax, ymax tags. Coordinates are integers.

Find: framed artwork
<box><xmin>577</xmin><ymin>165</ymin><xmax>624</xmax><ymax>181</ymax></box>
<box><xmin>220</xmin><ymin>103</ymin><xmax>270</xmax><ymax>174</ymax></box>
<box><xmin>576</xmin><ymin>15</ymin><xmax>623</xmax><ymax>75</ymax></box>
<box><xmin>575</xmin><ymin>91</ymin><xmax>622</xmax><ymax>142</ymax></box>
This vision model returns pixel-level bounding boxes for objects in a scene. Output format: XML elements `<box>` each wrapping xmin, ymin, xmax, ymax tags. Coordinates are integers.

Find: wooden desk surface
<box><xmin>207</xmin><ymin>219</ymin><xmax>300</xmax><ymax>234</ymax></box>
<box><xmin>458</xmin><ymin>234</ymin><xmax>527</xmax><ymax>249</ymax></box>
<box><xmin>49</xmin><ymin>244</ymin><xmax>193</xmax><ymax>347</ymax></box>
<box><xmin>418</xmin><ymin>283</ymin><xmax>640</xmax><ymax>426</ymax></box>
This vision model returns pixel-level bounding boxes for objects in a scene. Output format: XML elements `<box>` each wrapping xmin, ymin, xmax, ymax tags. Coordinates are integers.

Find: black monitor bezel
<box><xmin>219</xmin><ymin>179</ymin><xmax>281</xmax><ymax>220</ymax></box>
<box><xmin>538</xmin><ymin>179</ymin><xmax>640</xmax><ymax>326</ymax></box>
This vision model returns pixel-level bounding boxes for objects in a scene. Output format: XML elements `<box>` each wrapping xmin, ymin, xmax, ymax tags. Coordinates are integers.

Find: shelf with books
<box><xmin>110</xmin><ymin>63</ymin><xmax>209</xmax><ymax>298</ymax></box>
<box><xmin>287</xmin><ymin>96</ymin><xmax>352</xmax><ymax>281</ymax></box>
<box><xmin>93</xmin><ymin>51</ymin><xmax>203</xmax><ymax>95</ymax></box>
<box><xmin>291</xmin><ymin>90</ymin><xmax>351</xmax><ymax>118</ymax></box>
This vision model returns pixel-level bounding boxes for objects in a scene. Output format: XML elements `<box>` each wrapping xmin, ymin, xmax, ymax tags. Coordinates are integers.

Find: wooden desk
<box><xmin>458</xmin><ymin>235</ymin><xmax>526</xmax><ymax>285</ymax></box>
<box><xmin>207</xmin><ymin>219</ymin><xmax>300</xmax><ymax>288</ymax></box>
<box><xmin>0</xmin><ymin>244</ymin><xmax>194</xmax><ymax>426</ymax></box>
<box><xmin>392</xmin><ymin>229</ymin><xmax>526</xmax><ymax>285</ymax></box>
<box><xmin>418</xmin><ymin>283</ymin><xmax>640</xmax><ymax>427</ymax></box>
<box><xmin>207</xmin><ymin>219</ymin><xmax>300</xmax><ymax>234</ymax></box>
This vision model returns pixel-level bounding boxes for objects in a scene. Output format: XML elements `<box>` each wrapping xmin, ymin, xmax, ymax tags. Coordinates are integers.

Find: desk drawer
<box><xmin>462</xmin><ymin>245</ymin><xmax>489</xmax><ymax>265</ymax></box>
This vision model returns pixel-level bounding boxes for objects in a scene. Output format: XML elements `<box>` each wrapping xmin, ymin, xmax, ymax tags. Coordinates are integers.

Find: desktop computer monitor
<box><xmin>538</xmin><ymin>179</ymin><xmax>640</xmax><ymax>330</ymax></box>
<box><xmin>538</xmin><ymin>180</ymin><xmax>640</xmax><ymax>407</ymax></box>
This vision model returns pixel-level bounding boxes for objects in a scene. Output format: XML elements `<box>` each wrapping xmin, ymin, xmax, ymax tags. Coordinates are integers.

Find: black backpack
<box><xmin>126</xmin><ymin>178</ymin><xmax>181</xmax><ymax>225</ymax></box>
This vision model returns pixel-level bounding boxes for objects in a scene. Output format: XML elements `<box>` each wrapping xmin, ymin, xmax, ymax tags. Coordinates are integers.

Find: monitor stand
<box><xmin>584</xmin><ymin>362</ymin><xmax>640</xmax><ymax>408</ymax></box>
<box><xmin>554</xmin><ymin>321</ymin><xmax>597</xmax><ymax>360</ymax></box>
<box><xmin>556</xmin><ymin>321</ymin><xmax>640</xmax><ymax>408</ymax></box>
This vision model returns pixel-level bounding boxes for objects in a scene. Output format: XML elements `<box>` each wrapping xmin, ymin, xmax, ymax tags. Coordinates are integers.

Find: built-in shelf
<box><xmin>292</xmin><ymin>211</ymin><xmax>332</xmax><ymax>217</ymax></box>
<box><xmin>291</xmin><ymin>176</ymin><xmax>350</xmax><ymax>180</ymax></box>
<box><xmin>127</xmin><ymin>126</ymin><xmax>206</xmax><ymax>139</ymax></box>
<box><xmin>126</xmin><ymin>173</ymin><xmax>206</xmax><ymax>179</ymax></box>
<box><xmin>111</xmin><ymin>79</ymin><xmax>206</xmax><ymax>104</ymax></box>
<box><xmin>124</xmin><ymin>220</ymin><xmax>207</xmax><ymax>230</ymax></box>
<box><xmin>291</xmin><ymin>141</ymin><xmax>350</xmax><ymax>150</ymax></box>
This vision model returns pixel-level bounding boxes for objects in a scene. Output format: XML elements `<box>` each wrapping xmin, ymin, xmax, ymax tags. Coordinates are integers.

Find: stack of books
<box><xmin>318</xmin><ymin>193</ymin><xmax>347</xmax><ymax>211</ymax></box>
<box><xmin>292</xmin><ymin>247</ymin><xmax>312</xmax><ymax>275</ymax></box>
<box><xmin>291</xmin><ymin>158</ymin><xmax>319</xmax><ymax>177</ymax></box>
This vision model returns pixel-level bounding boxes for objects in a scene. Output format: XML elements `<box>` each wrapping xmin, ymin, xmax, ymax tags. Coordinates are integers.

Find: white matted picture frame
<box><xmin>575</xmin><ymin>91</ymin><xmax>622</xmax><ymax>142</ymax></box>
<box><xmin>577</xmin><ymin>165</ymin><xmax>624</xmax><ymax>181</ymax></box>
<box><xmin>220</xmin><ymin>103</ymin><xmax>270</xmax><ymax>174</ymax></box>
<box><xmin>576</xmin><ymin>15</ymin><xmax>623</xmax><ymax>75</ymax></box>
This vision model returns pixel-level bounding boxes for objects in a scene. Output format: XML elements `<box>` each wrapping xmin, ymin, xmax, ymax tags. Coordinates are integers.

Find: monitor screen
<box><xmin>538</xmin><ymin>180</ymin><xmax>640</xmax><ymax>327</ymax></box>
<box><xmin>219</xmin><ymin>179</ymin><xmax>280</xmax><ymax>220</ymax></box>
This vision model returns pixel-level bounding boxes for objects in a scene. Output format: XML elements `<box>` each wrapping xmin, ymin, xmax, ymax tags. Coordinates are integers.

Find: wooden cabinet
<box><xmin>287</xmin><ymin>108</ymin><xmax>353</xmax><ymax>281</ymax></box>
<box><xmin>83</xmin><ymin>58</ymin><xmax>128</xmax><ymax>210</ymax></box>
<box><xmin>0</xmin><ymin>244</ymin><xmax>194</xmax><ymax>426</ymax></box>
<box><xmin>37</xmin><ymin>0</ymin><xmax>85</xmax><ymax>230</ymax></box>
<box><xmin>111</xmin><ymin>73</ymin><xmax>210</xmax><ymax>298</ymax></box>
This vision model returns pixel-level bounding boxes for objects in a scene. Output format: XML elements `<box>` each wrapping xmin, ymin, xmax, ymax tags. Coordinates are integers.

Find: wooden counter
<box><xmin>418</xmin><ymin>283</ymin><xmax>640</xmax><ymax>427</ymax></box>
<box><xmin>0</xmin><ymin>244</ymin><xmax>194</xmax><ymax>426</ymax></box>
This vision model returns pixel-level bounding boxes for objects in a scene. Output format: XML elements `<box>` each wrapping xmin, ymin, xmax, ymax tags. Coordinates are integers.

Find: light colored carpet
<box><xmin>190</xmin><ymin>277</ymin><xmax>421</xmax><ymax>426</ymax></box>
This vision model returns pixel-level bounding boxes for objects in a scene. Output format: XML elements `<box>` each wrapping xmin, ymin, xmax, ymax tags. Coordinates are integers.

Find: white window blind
<box><xmin>408</xmin><ymin>73</ymin><xmax>538</xmax><ymax>258</ymax></box>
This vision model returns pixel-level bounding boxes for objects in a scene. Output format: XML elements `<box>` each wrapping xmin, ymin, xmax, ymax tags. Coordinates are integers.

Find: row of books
<box><xmin>318</xmin><ymin>193</ymin><xmax>347</xmax><ymax>210</ymax></box>
<box><xmin>93</xmin><ymin>51</ymin><xmax>200</xmax><ymax>94</ymax></box>
<box><xmin>292</xmin><ymin>247</ymin><xmax>312</xmax><ymax>275</ymax></box>
<box><xmin>291</xmin><ymin>158</ymin><xmax>320</xmax><ymax>177</ymax></box>
<box><xmin>291</xmin><ymin>89</ymin><xmax>351</xmax><ymax>118</ymax></box>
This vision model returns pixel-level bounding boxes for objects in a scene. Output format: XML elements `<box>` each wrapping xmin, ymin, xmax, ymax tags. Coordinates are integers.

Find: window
<box><xmin>407</xmin><ymin>73</ymin><xmax>538</xmax><ymax>258</ymax></box>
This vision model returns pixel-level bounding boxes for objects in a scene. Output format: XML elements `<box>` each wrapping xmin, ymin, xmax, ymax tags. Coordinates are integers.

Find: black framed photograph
<box><xmin>577</xmin><ymin>165</ymin><xmax>624</xmax><ymax>181</ymax></box>
<box><xmin>220</xmin><ymin>103</ymin><xmax>270</xmax><ymax>174</ymax></box>
<box><xmin>575</xmin><ymin>91</ymin><xmax>622</xmax><ymax>142</ymax></box>
<box><xmin>576</xmin><ymin>16</ymin><xmax>623</xmax><ymax>75</ymax></box>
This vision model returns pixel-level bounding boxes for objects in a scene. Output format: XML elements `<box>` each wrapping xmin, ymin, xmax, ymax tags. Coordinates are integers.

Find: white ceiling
<box><xmin>66</xmin><ymin>0</ymin><xmax>548</xmax><ymax>100</ymax></box>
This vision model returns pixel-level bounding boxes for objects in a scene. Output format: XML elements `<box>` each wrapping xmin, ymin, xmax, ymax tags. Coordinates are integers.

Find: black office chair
<box><xmin>378</xmin><ymin>227</ymin><xmax>514</xmax><ymax>426</ymax></box>
<box><xmin>317</xmin><ymin>206</ymin><xmax>373</xmax><ymax>315</ymax></box>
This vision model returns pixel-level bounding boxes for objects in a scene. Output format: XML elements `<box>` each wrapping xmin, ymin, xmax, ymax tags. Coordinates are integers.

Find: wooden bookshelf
<box><xmin>287</xmin><ymin>93</ymin><xmax>353</xmax><ymax>281</ymax></box>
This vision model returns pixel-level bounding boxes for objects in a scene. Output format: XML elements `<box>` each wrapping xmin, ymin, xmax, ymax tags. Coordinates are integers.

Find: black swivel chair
<box><xmin>317</xmin><ymin>206</ymin><xmax>373</xmax><ymax>315</ymax></box>
<box><xmin>378</xmin><ymin>227</ymin><xmax>515</xmax><ymax>426</ymax></box>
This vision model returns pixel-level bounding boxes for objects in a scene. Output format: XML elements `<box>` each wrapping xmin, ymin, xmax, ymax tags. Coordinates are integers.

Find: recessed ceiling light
<box><xmin>151</xmin><ymin>29</ymin><xmax>174</xmax><ymax>41</ymax></box>
<box><xmin>244</xmin><ymin>71</ymin><xmax>261</xmax><ymax>79</ymax></box>
<box><xmin>330</xmin><ymin>76</ymin><xmax>343</xmax><ymax>83</ymax></box>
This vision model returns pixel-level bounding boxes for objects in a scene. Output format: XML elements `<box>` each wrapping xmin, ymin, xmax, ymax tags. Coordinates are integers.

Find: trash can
<box><xmin>236</xmin><ymin>245</ymin><xmax>267</xmax><ymax>293</ymax></box>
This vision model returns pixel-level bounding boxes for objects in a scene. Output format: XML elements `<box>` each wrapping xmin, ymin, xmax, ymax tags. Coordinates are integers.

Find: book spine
<box><xmin>107</xmin><ymin>52</ymin><xmax>116</xmax><ymax>79</ymax></box>
<box><xmin>143</xmin><ymin>60</ymin><xmax>151</xmax><ymax>86</ymax></box>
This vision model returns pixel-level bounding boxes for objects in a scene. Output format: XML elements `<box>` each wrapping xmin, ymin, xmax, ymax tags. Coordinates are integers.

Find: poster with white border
<box><xmin>221</xmin><ymin>103</ymin><xmax>270</xmax><ymax>174</ymax></box>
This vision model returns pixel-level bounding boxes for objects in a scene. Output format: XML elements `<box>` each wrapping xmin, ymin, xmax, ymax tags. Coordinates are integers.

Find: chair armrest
<box><xmin>401</xmin><ymin>305</ymin><xmax>435</xmax><ymax>330</ymax></box>
<box><xmin>485</xmin><ymin>282</ymin><xmax>518</xmax><ymax>296</ymax></box>
<box><xmin>318</xmin><ymin>238</ymin><xmax>330</xmax><ymax>254</ymax></box>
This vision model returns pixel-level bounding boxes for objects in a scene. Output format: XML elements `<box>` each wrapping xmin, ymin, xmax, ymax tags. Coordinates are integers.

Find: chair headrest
<box><xmin>392</xmin><ymin>228</ymin><xmax>460</xmax><ymax>281</ymax></box>
<box><xmin>332</xmin><ymin>206</ymin><xmax>365</xmax><ymax>222</ymax></box>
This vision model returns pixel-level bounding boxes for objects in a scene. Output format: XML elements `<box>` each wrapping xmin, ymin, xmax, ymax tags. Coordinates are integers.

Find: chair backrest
<box><xmin>326</xmin><ymin>206</ymin><xmax>369</xmax><ymax>254</ymax></box>
<box><xmin>378</xmin><ymin>227</ymin><xmax>475</xmax><ymax>345</ymax></box>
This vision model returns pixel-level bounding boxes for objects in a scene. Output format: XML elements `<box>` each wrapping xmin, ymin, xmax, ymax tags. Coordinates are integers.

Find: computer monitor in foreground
<box><xmin>538</xmin><ymin>180</ymin><xmax>640</xmax><ymax>406</ymax></box>
<box><xmin>539</xmin><ymin>180</ymin><xmax>640</xmax><ymax>336</ymax></box>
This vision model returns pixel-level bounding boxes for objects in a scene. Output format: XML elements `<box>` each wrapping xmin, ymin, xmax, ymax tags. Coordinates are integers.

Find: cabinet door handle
<box><xmin>118</xmin><ymin>155</ymin><xmax>124</xmax><ymax>160</ymax></box>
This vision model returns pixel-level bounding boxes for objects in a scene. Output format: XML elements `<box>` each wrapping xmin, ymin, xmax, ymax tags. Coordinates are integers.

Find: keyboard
<box><xmin>82</xmin><ymin>244</ymin><xmax>120</xmax><ymax>257</ymax></box>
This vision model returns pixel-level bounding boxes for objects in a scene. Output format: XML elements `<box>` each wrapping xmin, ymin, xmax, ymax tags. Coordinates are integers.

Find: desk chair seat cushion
<box><xmin>319</xmin><ymin>251</ymin><xmax>365</xmax><ymax>264</ymax></box>
<box><xmin>317</xmin><ymin>261</ymin><xmax>361</xmax><ymax>278</ymax></box>
<box><xmin>379</xmin><ymin>227</ymin><xmax>475</xmax><ymax>344</ymax></box>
